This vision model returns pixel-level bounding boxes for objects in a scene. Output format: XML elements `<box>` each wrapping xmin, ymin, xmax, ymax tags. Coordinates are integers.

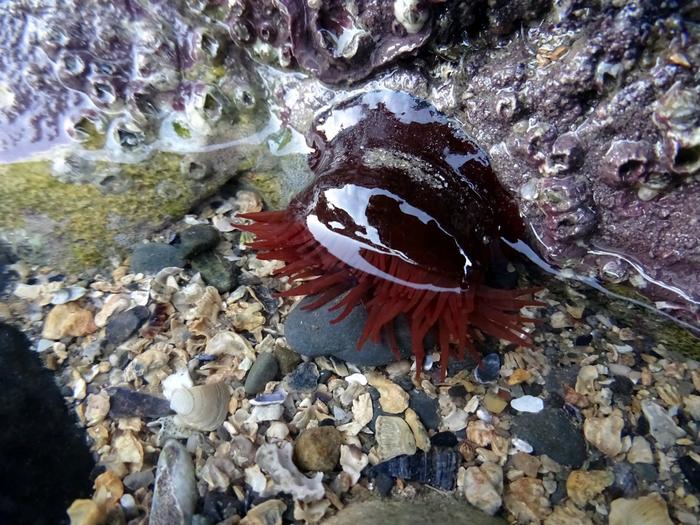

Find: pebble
<box><xmin>105</xmin><ymin>306</ymin><xmax>150</xmax><ymax>345</ymax></box>
<box><xmin>511</xmin><ymin>395</ymin><xmax>544</xmax><ymax>413</ymax></box>
<box><xmin>123</xmin><ymin>469</ymin><xmax>155</xmax><ymax>491</ymax></box>
<box><xmin>285</xmin><ymin>295</ymin><xmax>413</xmax><ymax>366</ymax></box>
<box><xmin>474</xmin><ymin>353</ymin><xmax>501</xmax><ymax>383</ymax></box>
<box><xmin>178</xmin><ymin>224</ymin><xmax>220</xmax><ymax>258</ymax></box>
<box><xmin>131</xmin><ymin>243</ymin><xmax>184</xmax><ymax>274</ymax></box>
<box><xmin>375</xmin><ymin>415</ymin><xmax>417</xmax><ymax>461</ymax></box>
<box><xmin>66</xmin><ymin>499</ymin><xmax>103</xmax><ymax>525</ymax></box>
<box><xmin>609</xmin><ymin>493</ymin><xmax>673</xmax><ymax>525</ymax></box>
<box><xmin>409</xmin><ymin>390</ymin><xmax>440</xmax><ymax>430</ymax></box>
<box><xmin>293</xmin><ymin>426</ymin><xmax>343</xmax><ymax>472</ymax></box>
<box><xmin>367</xmin><ymin>372</ymin><xmax>409</xmax><ymax>414</ymax></box>
<box><xmin>503</xmin><ymin>477</ymin><xmax>551</xmax><ymax>523</ymax></box>
<box><xmin>511</xmin><ymin>452</ymin><xmax>540</xmax><ymax>478</ymax></box>
<box><xmin>641</xmin><ymin>399</ymin><xmax>686</xmax><ymax>448</ymax></box>
<box><xmin>566</xmin><ymin>470</ymin><xmax>614</xmax><ymax>506</ymax></box>
<box><xmin>190</xmin><ymin>251</ymin><xmax>237</xmax><ymax>293</ymax></box>
<box><xmin>273</xmin><ymin>345</ymin><xmax>302</xmax><ymax>375</ymax></box>
<box><xmin>507</xmin><ymin>368</ymin><xmax>531</xmax><ymax>386</ymax></box>
<box><xmin>244</xmin><ymin>352</ymin><xmax>279</xmax><ymax>396</ymax></box>
<box><xmin>42</xmin><ymin>302</ymin><xmax>97</xmax><ymax>340</ymax></box>
<box><xmin>483</xmin><ymin>393</ymin><xmax>508</xmax><ymax>414</ymax></box>
<box><xmin>627</xmin><ymin>436</ymin><xmax>654</xmax><ymax>464</ymax></box>
<box><xmin>463</xmin><ymin>463</ymin><xmax>503</xmax><ymax>515</ymax></box>
<box><xmin>583</xmin><ymin>414</ymin><xmax>624</xmax><ymax>457</ymax></box>
<box><xmin>150</xmin><ymin>439</ymin><xmax>197</xmax><ymax>525</ymax></box>
<box><xmin>322</xmin><ymin>493</ymin><xmax>507</xmax><ymax>525</ymax></box>
<box><xmin>678</xmin><ymin>455</ymin><xmax>700</xmax><ymax>491</ymax></box>
<box><xmin>240</xmin><ymin>499</ymin><xmax>286</xmax><ymax>525</ymax></box>
<box><xmin>286</xmin><ymin>361</ymin><xmax>319</xmax><ymax>392</ymax></box>
<box><xmin>513</xmin><ymin>408</ymin><xmax>587</xmax><ymax>468</ymax></box>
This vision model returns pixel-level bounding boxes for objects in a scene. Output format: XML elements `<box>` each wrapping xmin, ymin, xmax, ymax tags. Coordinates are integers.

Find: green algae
<box><xmin>0</xmin><ymin>153</ymin><xmax>195</xmax><ymax>270</ymax></box>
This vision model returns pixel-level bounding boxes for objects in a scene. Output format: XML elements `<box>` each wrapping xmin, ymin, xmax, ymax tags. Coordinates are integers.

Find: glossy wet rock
<box><xmin>244</xmin><ymin>352</ymin><xmax>279</xmax><ymax>396</ymax></box>
<box><xmin>285</xmin><ymin>294</ymin><xmax>413</xmax><ymax>367</ymax></box>
<box><xmin>512</xmin><ymin>408</ymin><xmax>587</xmax><ymax>468</ymax></box>
<box><xmin>105</xmin><ymin>306</ymin><xmax>150</xmax><ymax>345</ymax></box>
<box><xmin>131</xmin><ymin>244</ymin><xmax>185</xmax><ymax>275</ymax></box>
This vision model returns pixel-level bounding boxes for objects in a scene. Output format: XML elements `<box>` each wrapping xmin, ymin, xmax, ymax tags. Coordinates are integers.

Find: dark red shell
<box><xmin>240</xmin><ymin>90</ymin><xmax>537</xmax><ymax>379</ymax></box>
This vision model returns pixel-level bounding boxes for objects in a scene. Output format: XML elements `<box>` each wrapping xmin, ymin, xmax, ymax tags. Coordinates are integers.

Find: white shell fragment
<box><xmin>510</xmin><ymin>395</ymin><xmax>544</xmax><ymax>413</ymax></box>
<box><xmin>51</xmin><ymin>286</ymin><xmax>87</xmax><ymax>305</ymax></box>
<box><xmin>162</xmin><ymin>369</ymin><xmax>194</xmax><ymax>400</ymax></box>
<box><xmin>256</xmin><ymin>442</ymin><xmax>325</xmax><ymax>502</ymax></box>
<box><xmin>375</xmin><ymin>415</ymin><xmax>417</xmax><ymax>461</ymax></box>
<box><xmin>170</xmin><ymin>383</ymin><xmax>230</xmax><ymax>431</ymax></box>
<box><xmin>205</xmin><ymin>331</ymin><xmax>254</xmax><ymax>357</ymax></box>
<box><xmin>339</xmin><ymin>445</ymin><xmax>368</xmax><ymax>485</ymax></box>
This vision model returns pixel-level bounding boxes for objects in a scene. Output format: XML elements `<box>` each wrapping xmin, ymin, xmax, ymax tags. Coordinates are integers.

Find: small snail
<box><xmin>240</xmin><ymin>90</ymin><xmax>538</xmax><ymax>379</ymax></box>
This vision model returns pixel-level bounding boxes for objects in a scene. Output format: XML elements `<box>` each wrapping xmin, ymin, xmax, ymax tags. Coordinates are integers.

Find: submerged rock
<box><xmin>285</xmin><ymin>295</ymin><xmax>413</xmax><ymax>367</ymax></box>
<box><xmin>150</xmin><ymin>440</ymin><xmax>197</xmax><ymax>525</ymax></box>
<box><xmin>323</xmin><ymin>492</ymin><xmax>506</xmax><ymax>525</ymax></box>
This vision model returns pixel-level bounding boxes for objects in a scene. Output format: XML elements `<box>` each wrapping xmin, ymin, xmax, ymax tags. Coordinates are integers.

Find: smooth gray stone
<box><xmin>322</xmin><ymin>492</ymin><xmax>507</xmax><ymax>525</ymax></box>
<box><xmin>190</xmin><ymin>251</ymin><xmax>237</xmax><ymax>293</ymax></box>
<box><xmin>512</xmin><ymin>408</ymin><xmax>587</xmax><ymax>468</ymax></box>
<box><xmin>244</xmin><ymin>352</ymin><xmax>279</xmax><ymax>396</ymax></box>
<box><xmin>285</xmin><ymin>294</ymin><xmax>414</xmax><ymax>367</ymax></box>
<box><xmin>150</xmin><ymin>439</ymin><xmax>196</xmax><ymax>525</ymax></box>
<box><xmin>131</xmin><ymin>244</ymin><xmax>185</xmax><ymax>275</ymax></box>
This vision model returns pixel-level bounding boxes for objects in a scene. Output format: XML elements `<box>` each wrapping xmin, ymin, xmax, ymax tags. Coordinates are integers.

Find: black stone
<box><xmin>512</xmin><ymin>407</ymin><xmax>587</xmax><ymax>468</ymax></box>
<box><xmin>611</xmin><ymin>376</ymin><xmax>635</xmax><ymax>396</ymax></box>
<box><xmin>447</xmin><ymin>384</ymin><xmax>468</xmax><ymax>398</ymax></box>
<box><xmin>0</xmin><ymin>322</ymin><xmax>94</xmax><ymax>525</ymax></box>
<box><xmin>108</xmin><ymin>387</ymin><xmax>172</xmax><ymax>418</ymax></box>
<box><xmin>0</xmin><ymin>241</ymin><xmax>17</xmax><ymax>296</ymax></box>
<box><xmin>430</xmin><ymin>431</ymin><xmax>459</xmax><ymax>448</ymax></box>
<box><xmin>202</xmin><ymin>490</ymin><xmax>243</xmax><ymax>522</ymax></box>
<box><xmin>574</xmin><ymin>334</ymin><xmax>593</xmax><ymax>346</ymax></box>
<box><xmin>131</xmin><ymin>243</ymin><xmax>185</xmax><ymax>274</ymax></box>
<box><xmin>371</xmin><ymin>449</ymin><xmax>461</xmax><ymax>491</ymax></box>
<box><xmin>244</xmin><ymin>353</ymin><xmax>279</xmax><ymax>396</ymax></box>
<box><xmin>190</xmin><ymin>251</ymin><xmax>237</xmax><ymax>294</ymax></box>
<box><xmin>679</xmin><ymin>455</ymin><xmax>700</xmax><ymax>491</ymax></box>
<box><xmin>105</xmin><ymin>306</ymin><xmax>150</xmax><ymax>345</ymax></box>
<box><xmin>409</xmin><ymin>390</ymin><xmax>440</xmax><ymax>431</ymax></box>
<box><xmin>178</xmin><ymin>225</ymin><xmax>220</xmax><ymax>259</ymax></box>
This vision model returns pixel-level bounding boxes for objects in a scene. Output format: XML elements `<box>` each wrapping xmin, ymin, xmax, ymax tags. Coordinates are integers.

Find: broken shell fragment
<box><xmin>170</xmin><ymin>383</ymin><xmax>230</xmax><ymax>431</ymax></box>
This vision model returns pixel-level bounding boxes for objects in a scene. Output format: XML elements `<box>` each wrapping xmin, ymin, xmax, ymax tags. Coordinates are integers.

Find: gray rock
<box><xmin>273</xmin><ymin>345</ymin><xmax>302</xmax><ymax>375</ymax></box>
<box><xmin>179</xmin><ymin>225</ymin><xmax>220</xmax><ymax>259</ymax></box>
<box><xmin>322</xmin><ymin>492</ymin><xmax>506</xmax><ymax>525</ymax></box>
<box><xmin>285</xmin><ymin>294</ymin><xmax>413</xmax><ymax>367</ymax></box>
<box><xmin>105</xmin><ymin>306</ymin><xmax>150</xmax><ymax>345</ymax></box>
<box><xmin>190</xmin><ymin>251</ymin><xmax>237</xmax><ymax>294</ymax></box>
<box><xmin>244</xmin><ymin>352</ymin><xmax>279</xmax><ymax>396</ymax></box>
<box><xmin>512</xmin><ymin>408</ymin><xmax>587</xmax><ymax>468</ymax></box>
<box><xmin>131</xmin><ymin>244</ymin><xmax>185</xmax><ymax>275</ymax></box>
<box><xmin>150</xmin><ymin>439</ymin><xmax>196</xmax><ymax>525</ymax></box>
<box><xmin>123</xmin><ymin>469</ymin><xmax>155</xmax><ymax>492</ymax></box>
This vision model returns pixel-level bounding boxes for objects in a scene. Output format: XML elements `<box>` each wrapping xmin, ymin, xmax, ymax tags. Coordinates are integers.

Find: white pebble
<box><xmin>510</xmin><ymin>395</ymin><xmax>544</xmax><ymax>413</ymax></box>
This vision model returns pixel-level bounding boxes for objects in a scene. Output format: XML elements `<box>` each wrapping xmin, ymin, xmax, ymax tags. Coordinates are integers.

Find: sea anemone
<box><xmin>239</xmin><ymin>90</ymin><xmax>539</xmax><ymax>379</ymax></box>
